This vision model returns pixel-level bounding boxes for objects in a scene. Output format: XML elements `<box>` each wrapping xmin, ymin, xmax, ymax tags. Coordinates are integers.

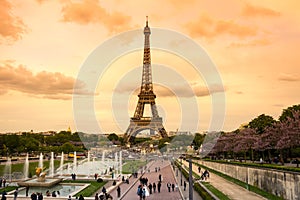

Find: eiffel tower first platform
<box><xmin>123</xmin><ymin>17</ymin><xmax>168</xmax><ymax>143</ymax></box>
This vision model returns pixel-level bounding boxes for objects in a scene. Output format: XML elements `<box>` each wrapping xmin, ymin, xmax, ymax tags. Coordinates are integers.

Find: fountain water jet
<box><xmin>4</xmin><ymin>157</ymin><xmax>12</xmax><ymax>181</ymax></box>
<box><xmin>60</xmin><ymin>152</ymin><xmax>64</xmax><ymax>176</ymax></box>
<box><xmin>39</xmin><ymin>153</ymin><xmax>43</xmax><ymax>169</ymax></box>
<box><xmin>23</xmin><ymin>153</ymin><xmax>29</xmax><ymax>179</ymax></box>
<box><xmin>87</xmin><ymin>151</ymin><xmax>90</xmax><ymax>163</ymax></box>
<box><xmin>73</xmin><ymin>151</ymin><xmax>77</xmax><ymax>172</ymax></box>
<box><xmin>49</xmin><ymin>152</ymin><xmax>54</xmax><ymax>177</ymax></box>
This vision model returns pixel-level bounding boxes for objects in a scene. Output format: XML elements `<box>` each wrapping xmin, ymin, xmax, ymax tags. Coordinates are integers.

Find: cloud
<box><xmin>229</xmin><ymin>39</ymin><xmax>271</xmax><ymax>47</ymax></box>
<box><xmin>0</xmin><ymin>61</ymin><xmax>92</xmax><ymax>100</ymax></box>
<box><xmin>186</xmin><ymin>15</ymin><xmax>257</xmax><ymax>38</ymax></box>
<box><xmin>0</xmin><ymin>0</ymin><xmax>27</xmax><ymax>44</ymax></box>
<box><xmin>61</xmin><ymin>0</ymin><xmax>132</xmax><ymax>32</ymax></box>
<box><xmin>242</xmin><ymin>4</ymin><xmax>280</xmax><ymax>17</ymax></box>
<box><xmin>278</xmin><ymin>73</ymin><xmax>300</xmax><ymax>82</ymax></box>
<box><xmin>115</xmin><ymin>82</ymin><xmax>225</xmax><ymax>98</ymax></box>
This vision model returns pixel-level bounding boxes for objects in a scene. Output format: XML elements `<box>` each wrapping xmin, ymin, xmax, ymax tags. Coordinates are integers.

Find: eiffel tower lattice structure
<box><xmin>123</xmin><ymin>17</ymin><xmax>168</xmax><ymax>143</ymax></box>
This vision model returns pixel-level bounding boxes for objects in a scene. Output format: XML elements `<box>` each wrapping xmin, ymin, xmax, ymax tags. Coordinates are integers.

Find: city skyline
<box><xmin>1</xmin><ymin>0</ymin><xmax>300</xmax><ymax>133</ymax></box>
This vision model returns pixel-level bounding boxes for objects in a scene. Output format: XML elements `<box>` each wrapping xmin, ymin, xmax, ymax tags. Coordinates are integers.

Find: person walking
<box><xmin>148</xmin><ymin>183</ymin><xmax>152</xmax><ymax>194</ymax></box>
<box><xmin>117</xmin><ymin>186</ymin><xmax>121</xmax><ymax>198</ymax></box>
<box><xmin>198</xmin><ymin>166</ymin><xmax>201</xmax><ymax>173</ymax></box>
<box><xmin>13</xmin><ymin>188</ymin><xmax>18</xmax><ymax>200</ymax></box>
<box><xmin>137</xmin><ymin>185</ymin><xmax>143</xmax><ymax>200</ymax></box>
<box><xmin>101</xmin><ymin>187</ymin><xmax>106</xmax><ymax>195</ymax></box>
<box><xmin>157</xmin><ymin>181</ymin><xmax>161</xmax><ymax>193</ymax></box>
<box><xmin>94</xmin><ymin>193</ymin><xmax>99</xmax><ymax>200</ymax></box>
<box><xmin>1</xmin><ymin>190</ymin><xmax>7</xmax><ymax>200</ymax></box>
<box><xmin>153</xmin><ymin>183</ymin><xmax>156</xmax><ymax>193</ymax></box>
<box><xmin>38</xmin><ymin>193</ymin><xmax>43</xmax><ymax>200</ymax></box>
<box><xmin>2</xmin><ymin>179</ymin><xmax>6</xmax><ymax>188</ymax></box>
<box><xmin>78</xmin><ymin>194</ymin><xmax>84</xmax><ymax>200</ymax></box>
<box><xmin>167</xmin><ymin>182</ymin><xmax>171</xmax><ymax>192</ymax></box>
<box><xmin>171</xmin><ymin>183</ymin><xmax>175</xmax><ymax>192</ymax></box>
<box><xmin>158</xmin><ymin>174</ymin><xmax>162</xmax><ymax>182</ymax></box>
<box><xmin>183</xmin><ymin>181</ymin><xmax>186</xmax><ymax>191</ymax></box>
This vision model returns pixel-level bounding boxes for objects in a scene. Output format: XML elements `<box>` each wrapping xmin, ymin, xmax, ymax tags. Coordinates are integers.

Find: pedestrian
<box><xmin>26</xmin><ymin>186</ymin><xmax>30</xmax><ymax>197</ymax></box>
<box><xmin>51</xmin><ymin>191</ymin><xmax>56</xmax><ymax>197</ymax></box>
<box><xmin>38</xmin><ymin>193</ymin><xmax>43</xmax><ymax>200</ymax></box>
<box><xmin>158</xmin><ymin>182</ymin><xmax>161</xmax><ymax>193</ymax></box>
<box><xmin>13</xmin><ymin>188</ymin><xmax>18</xmax><ymax>200</ymax></box>
<box><xmin>183</xmin><ymin>181</ymin><xmax>186</xmax><ymax>191</ymax></box>
<box><xmin>158</xmin><ymin>174</ymin><xmax>162</xmax><ymax>182</ymax></box>
<box><xmin>198</xmin><ymin>166</ymin><xmax>201</xmax><ymax>173</ymax></box>
<box><xmin>94</xmin><ymin>173</ymin><xmax>98</xmax><ymax>180</ymax></box>
<box><xmin>78</xmin><ymin>195</ymin><xmax>84</xmax><ymax>200</ymax></box>
<box><xmin>148</xmin><ymin>183</ymin><xmax>152</xmax><ymax>194</ymax></box>
<box><xmin>153</xmin><ymin>182</ymin><xmax>156</xmax><ymax>193</ymax></box>
<box><xmin>175</xmin><ymin>184</ymin><xmax>178</xmax><ymax>191</ymax></box>
<box><xmin>2</xmin><ymin>179</ymin><xmax>6</xmax><ymax>188</ymax></box>
<box><xmin>167</xmin><ymin>182</ymin><xmax>171</xmax><ymax>192</ymax></box>
<box><xmin>68</xmin><ymin>195</ymin><xmax>72</xmax><ymax>200</ymax></box>
<box><xmin>94</xmin><ymin>193</ymin><xmax>99</xmax><ymax>200</ymax></box>
<box><xmin>137</xmin><ymin>185</ymin><xmax>143</xmax><ymax>200</ymax></box>
<box><xmin>1</xmin><ymin>190</ymin><xmax>7</xmax><ymax>200</ymax></box>
<box><xmin>57</xmin><ymin>191</ymin><xmax>60</xmax><ymax>197</ymax></box>
<box><xmin>101</xmin><ymin>187</ymin><xmax>106</xmax><ymax>195</ymax></box>
<box><xmin>171</xmin><ymin>183</ymin><xmax>175</xmax><ymax>192</ymax></box>
<box><xmin>117</xmin><ymin>186</ymin><xmax>121</xmax><ymax>198</ymax></box>
<box><xmin>0</xmin><ymin>178</ymin><xmax>2</xmax><ymax>188</ymax></box>
<box><xmin>31</xmin><ymin>192</ymin><xmax>37</xmax><ymax>200</ymax></box>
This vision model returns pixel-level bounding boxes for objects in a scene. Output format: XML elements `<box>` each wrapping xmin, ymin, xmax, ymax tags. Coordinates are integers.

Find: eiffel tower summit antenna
<box><xmin>123</xmin><ymin>17</ymin><xmax>168</xmax><ymax>143</ymax></box>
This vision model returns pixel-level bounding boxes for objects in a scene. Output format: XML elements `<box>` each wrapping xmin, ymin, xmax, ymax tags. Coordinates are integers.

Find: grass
<box><xmin>0</xmin><ymin>160</ymin><xmax>64</xmax><ymax>177</ymax></box>
<box><xmin>62</xmin><ymin>180</ymin><xmax>107</xmax><ymax>197</ymax></box>
<box><xmin>193</xmin><ymin>161</ymin><xmax>283</xmax><ymax>200</ymax></box>
<box><xmin>122</xmin><ymin>160</ymin><xmax>146</xmax><ymax>174</ymax></box>
<box><xmin>203</xmin><ymin>159</ymin><xmax>300</xmax><ymax>173</ymax></box>
<box><xmin>174</xmin><ymin>161</ymin><xmax>216</xmax><ymax>200</ymax></box>
<box><xmin>202</xmin><ymin>182</ymin><xmax>231</xmax><ymax>200</ymax></box>
<box><xmin>0</xmin><ymin>186</ymin><xmax>18</xmax><ymax>194</ymax></box>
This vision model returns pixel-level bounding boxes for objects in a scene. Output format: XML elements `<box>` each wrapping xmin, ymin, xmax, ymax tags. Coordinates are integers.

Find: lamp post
<box><xmin>180</xmin><ymin>158</ymin><xmax>183</xmax><ymax>186</ymax></box>
<box><xmin>189</xmin><ymin>157</ymin><xmax>193</xmax><ymax>200</ymax></box>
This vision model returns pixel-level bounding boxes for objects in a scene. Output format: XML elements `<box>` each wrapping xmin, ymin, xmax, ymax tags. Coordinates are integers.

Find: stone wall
<box><xmin>200</xmin><ymin>160</ymin><xmax>300</xmax><ymax>200</ymax></box>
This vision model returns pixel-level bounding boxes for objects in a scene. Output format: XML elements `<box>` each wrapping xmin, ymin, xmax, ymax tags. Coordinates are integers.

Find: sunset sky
<box><xmin>1</xmin><ymin>0</ymin><xmax>300</xmax><ymax>134</ymax></box>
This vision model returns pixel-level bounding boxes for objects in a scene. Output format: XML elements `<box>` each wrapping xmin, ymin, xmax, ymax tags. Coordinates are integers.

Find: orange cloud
<box><xmin>61</xmin><ymin>0</ymin><xmax>131</xmax><ymax>32</ymax></box>
<box><xmin>0</xmin><ymin>61</ymin><xmax>92</xmax><ymax>100</ymax></box>
<box><xmin>278</xmin><ymin>73</ymin><xmax>300</xmax><ymax>82</ymax></box>
<box><xmin>186</xmin><ymin>15</ymin><xmax>257</xmax><ymax>38</ymax></box>
<box><xmin>230</xmin><ymin>39</ymin><xmax>271</xmax><ymax>47</ymax></box>
<box><xmin>0</xmin><ymin>0</ymin><xmax>27</xmax><ymax>44</ymax></box>
<box><xmin>115</xmin><ymin>82</ymin><xmax>225</xmax><ymax>98</ymax></box>
<box><xmin>242</xmin><ymin>4</ymin><xmax>280</xmax><ymax>17</ymax></box>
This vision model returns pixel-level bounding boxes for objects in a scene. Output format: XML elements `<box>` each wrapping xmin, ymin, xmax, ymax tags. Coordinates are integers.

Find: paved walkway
<box><xmin>120</xmin><ymin>160</ymin><xmax>182</xmax><ymax>200</ymax></box>
<box><xmin>182</xmin><ymin>160</ymin><xmax>267</xmax><ymax>200</ymax></box>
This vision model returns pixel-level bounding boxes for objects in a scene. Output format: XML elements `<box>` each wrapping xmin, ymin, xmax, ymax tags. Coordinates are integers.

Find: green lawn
<box><xmin>122</xmin><ymin>160</ymin><xmax>146</xmax><ymax>174</ymax></box>
<box><xmin>193</xmin><ymin>161</ymin><xmax>283</xmax><ymax>200</ymax></box>
<box><xmin>62</xmin><ymin>180</ymin><xmax>107</xmax><ymax>197</ymax></box>
<box><xmin>0</xmin><ymin>160</ymin><xmax>71</xmax><ymax>177</ymax></box>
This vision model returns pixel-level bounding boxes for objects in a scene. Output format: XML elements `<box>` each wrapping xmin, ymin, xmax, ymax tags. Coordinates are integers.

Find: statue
<box><xmin>35</xmin><ymin>167</ymin><xmax>46</xmax><ymax>182</ymax></box>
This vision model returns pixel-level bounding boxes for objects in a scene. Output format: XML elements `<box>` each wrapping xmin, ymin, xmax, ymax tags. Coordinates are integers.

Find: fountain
<box><xmin>49</xmin><ymin>152</ymin><xmax>54</xmax><ymax>177</ymax></box>
<box><xmin>3</xmin><ymin>157</ymin><xmax>12</xmax><ymax>181</ymax></box>
<box><xmin>87</xmin><ymin>151</ymin><xmax>90</xmax><ymax>163</ymax></box>
<box><xmin>23</xmin><ymin>153</ymin><xmax>29</xmax><ymax>179</ymax></box>
<box><xmin>60</xmin><ymin>152</ymin><xmax>64</xmax><ymax>176</ymax></box>
<box><xmin>119</xmin><ymin>151</ymin><xmax>122</xmax><ymax>176</ymax></box>
<box><xmin>38</xmin><ymin>153</ymin><xmax>43</xmax><ymax>169</ymax></box>
<box><xmin>73</xmin><ymin>151</ymin><xmax>77</xmax><ymax>172</ymax></box>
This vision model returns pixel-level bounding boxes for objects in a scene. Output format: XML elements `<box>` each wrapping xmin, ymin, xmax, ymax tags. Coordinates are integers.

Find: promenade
<box><xmin>182</xmin><ymin>160</ymin><xmax>267</xmax><ymax>200</ymax></box>
<box><xmin>110</xmin><ymin>159</ymin><xmax>182</xmax><ymax>200</ymax></box>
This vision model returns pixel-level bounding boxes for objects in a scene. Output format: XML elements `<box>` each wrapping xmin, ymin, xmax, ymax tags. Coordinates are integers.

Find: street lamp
<box><xmin>180</xmin><ymin>157</ymin><xmax>183</xmax><ymax>186</ymax></box>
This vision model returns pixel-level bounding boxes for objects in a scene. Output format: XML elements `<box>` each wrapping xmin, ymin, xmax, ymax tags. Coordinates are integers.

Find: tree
<box><xmin>279</xmin><ymin>104</ymin><xmax>300</xmax><ymax>122</ymax></box>
<box><xmin>107</xmin><ymin>133</ymin><xmax>119</xmax><ymax>142</ymax></box>
<box><xmin>248</xmin><ymin>114</ymin><xmax>276</xmax><ymax>134</ymax></box>
<box><xmin>276</xmin><ymin>110</ymin><xmax>300</xmax><ymax>149</ymax></box>
<box><xmin>60</xmin><ymin>142</ymin><xmax>75</xmax><ymax>153</ymax></box>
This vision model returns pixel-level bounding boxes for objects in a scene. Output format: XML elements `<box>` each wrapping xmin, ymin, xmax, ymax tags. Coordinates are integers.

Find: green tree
<box><xmin>279</xmin><ymin>104</ymin><xmax>300</xmax><ymax>122</ymax></box>
<box><xmin>248</xmin><ymin>114</ymin><xmax>276</xmax><ymax>134</ymax></box>
<box><xmin>107</xmin><ymin>133</ymin><xmax>119</xmax><ymax>141</ymax></box>
<box><xmin>60</xmin><ymin>142</ymin><xmax>75</xmax><ymax>153</ymax></box>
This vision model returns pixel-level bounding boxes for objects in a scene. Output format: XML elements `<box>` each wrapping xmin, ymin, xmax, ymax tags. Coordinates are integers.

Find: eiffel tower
<box><xmin>123</xmin><ymin>17</ymin><xmax>168</xmax><ymax>143</ymax></box>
